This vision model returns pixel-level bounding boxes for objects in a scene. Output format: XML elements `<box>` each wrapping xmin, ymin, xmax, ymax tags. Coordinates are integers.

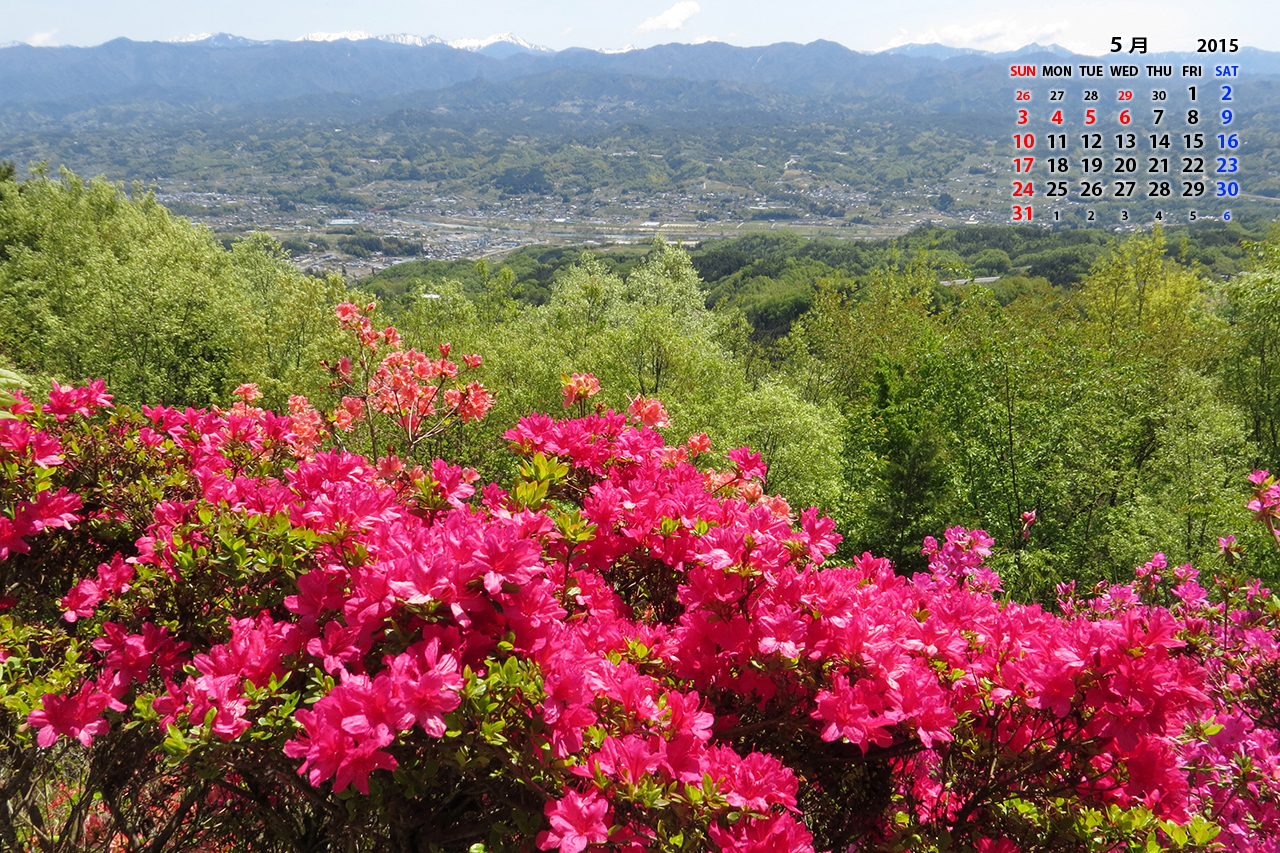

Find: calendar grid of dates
<box><xmin>1009</xmin><ymin>50</ymin><xmax>1242</xmax><ymax>225</ymax></box>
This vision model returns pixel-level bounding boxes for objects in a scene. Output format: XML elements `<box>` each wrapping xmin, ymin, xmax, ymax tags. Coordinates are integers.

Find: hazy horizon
<box><xmin>4</xmin><ymin>0</ymin><xmax>1273</xmax><ymax>55</ymax></box>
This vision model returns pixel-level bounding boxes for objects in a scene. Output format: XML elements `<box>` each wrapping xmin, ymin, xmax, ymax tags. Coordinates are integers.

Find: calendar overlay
<box><xmin>1009</xmin><ymin>38</ymin><xmax>1242</xmax><ymax>225</ymax></box>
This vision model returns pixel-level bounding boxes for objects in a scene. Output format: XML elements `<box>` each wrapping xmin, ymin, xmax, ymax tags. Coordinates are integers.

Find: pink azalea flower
<box><xmin>28</xmin><ymin>683</ymin><xmax>116</xmax><ymax>747</ymax></box>
<box><xmin>384</xmin><ymin>639</ymin><xmax>463</xmax><ymax>737</ymax></box>
<box><xmin>726</xmin><ymin>446</ymin><xmax>767</xmax><ymax>480</ymax></box>
<box><xmin>95</xmin><ymin>553</ymin><xmax>135</xmax><ymax>595</ymax></box>
<box><xmin>233</xmin><ymin>383</ymin><xmax>262</xmax><ymax>404</ymax></box>
<box><xmin>536</xmin><ymin>790</ymin><xmax>611</xmax><ymax>853</ymax></box>
<box><xmin>61</xmin><ymin>576</ymin><xmax>104</xmax><ymax>623</ymax></box>
<box><xmin>708</xmin><ymin>814</ymin><xmax>815</xmax><ymax>853</ymax></box>
<box><xmin>284</xmin><ymin>673</ymin><xmax>401</xmax><ymax>794</ymax></box>
<box><xmin>43</xmin><ymin>379</ymin><xmax>112</xmax><ymax>421</ymax></box>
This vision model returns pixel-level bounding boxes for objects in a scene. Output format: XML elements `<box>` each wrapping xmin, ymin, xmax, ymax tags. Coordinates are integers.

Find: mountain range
<box><xmin>171</xmin><ymin>31</ymin><xmax>557</xmax><ymax>57</ymax></box>
<box><xmin>3</xmin><ymin>34</ymin><xmax>1277</xmax><ymax>116</ymax></box>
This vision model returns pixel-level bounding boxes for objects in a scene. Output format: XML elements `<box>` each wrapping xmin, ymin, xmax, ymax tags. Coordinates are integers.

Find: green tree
<box><xmin>0</xmin><ymin>169</ymin><xmax>345</xmax><ymax>408</ymax></box>
<box><xmin>1224</xmin><ymin>229</ymin><xmax>1280</xmax><ymax>469</ymax></box>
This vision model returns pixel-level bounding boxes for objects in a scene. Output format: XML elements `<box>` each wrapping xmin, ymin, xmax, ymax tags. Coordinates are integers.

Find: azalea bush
<box><xmin>1</xmin><ymin>306</ymin><xmax>1279</xmax><ymax>852</ymax></box>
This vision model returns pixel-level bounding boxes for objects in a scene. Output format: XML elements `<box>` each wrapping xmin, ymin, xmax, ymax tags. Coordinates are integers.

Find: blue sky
<box><xmin>5</xmin><ymin>0</ymin><xmax>1274</xmax><ymax>54</ymax></box>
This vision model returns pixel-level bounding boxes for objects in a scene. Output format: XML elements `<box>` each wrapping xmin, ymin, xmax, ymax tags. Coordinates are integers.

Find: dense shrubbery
<box><xmin>2</xmin><ymin>305</ymin><xmax>1279</xmax><ymax>852</ymax></box>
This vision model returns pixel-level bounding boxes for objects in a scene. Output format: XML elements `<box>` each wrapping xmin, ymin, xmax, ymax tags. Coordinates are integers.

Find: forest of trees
<box><xmin>3</xmin><ymin>167</ymin><xmax>1279</xmax><ymax>600</ymax></box>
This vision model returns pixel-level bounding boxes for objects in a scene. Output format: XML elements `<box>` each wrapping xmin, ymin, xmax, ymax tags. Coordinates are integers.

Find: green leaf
<box><xmin>1188</xmin><ymin>816</ymin><xmax>1221</xmax><ymax>845</ymax></box>
<box><xmin>162</xmin><ymin>724</ymin><xmax>191</xmax><ymax>757</ymax></box>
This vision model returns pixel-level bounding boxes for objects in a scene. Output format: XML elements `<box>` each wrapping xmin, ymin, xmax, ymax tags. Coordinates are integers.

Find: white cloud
<box><xmin>562</xmin><ymin>26</ymin><xmax>573</xmax><ymax>35</ymax></box>
<box><xmin>691</xmin><ymin>34</ymin><xmax>720</xmax><ymax>44</ymax></box>
<box><xmin>28</xmin><ymin>30</ymin><xmax>57</xmax><ymax>46</ymax></box>
<box><xmin>879</xmin><ymin>18</ymin><xmax>1067</xmax><ymax>53</ymax></box>
<box><xmin>637</xmin><ymin>1</ymin><xmax>701</xmax><ymax>34</ymax></box>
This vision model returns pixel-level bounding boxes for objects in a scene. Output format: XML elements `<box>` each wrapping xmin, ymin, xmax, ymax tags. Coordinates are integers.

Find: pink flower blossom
<box><xmin>28</xmin><ymin>683</ymin><xmax>116</xmax><ymax>747</ymax></box>
<box><xmin>234</xmin><ymin>383</ymin><xmax>262</xmax><ymax>404</ymax></box>
<box><xmin>43</xmin><ymin>379</ymin><xmax>112</xmax><ymax>421</ymax></box>
<box><xmin>385</xmin><ymin>644</ymin><xmax>463</xmax><ymax>736</ymax></box>
<box><xmin>537</xmin><ymin>790</ymin><xmax>611</xmax><ymax>853</ymax></box>
<box><xmin>61</xmin><ymin>576</ymin><xmax>104</xmax><ymax>622</ymax></box>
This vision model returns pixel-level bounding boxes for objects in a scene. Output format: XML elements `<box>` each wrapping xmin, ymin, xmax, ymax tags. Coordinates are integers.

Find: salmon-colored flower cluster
<box><xmin>331</xmin><ymin>302</ymin><xmax>491</xmax><ymax>458</ymax></box>
<box><xmin>561</xmin><ymin>373</ymin><xmax>601</xmax><ymax>409</ymax></box>
<box><xmin>626</xmin><ymin>394</ymin><xmax>669</xmax><ymax>429</ymax></box>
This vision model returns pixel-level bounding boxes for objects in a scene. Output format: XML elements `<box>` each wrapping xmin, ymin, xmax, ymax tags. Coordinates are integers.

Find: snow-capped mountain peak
<box><xmin>377</xmin><ymin>33</ymin><xmax>445</xmax><ymax>47</ymax></box>
<box><xmin>447</xmin><ymin>32</ymin><xmax>553</xmax><ymax>53</ymax></box>
<box><xmin>296</xmin><ymin>30</ymin><xmax>375</xmax><ymax>43</ymax></box>
<box><xmin>285</xmin><ymin>30</ymin><xmax>549</xmax><ymax>53</ymax></box>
